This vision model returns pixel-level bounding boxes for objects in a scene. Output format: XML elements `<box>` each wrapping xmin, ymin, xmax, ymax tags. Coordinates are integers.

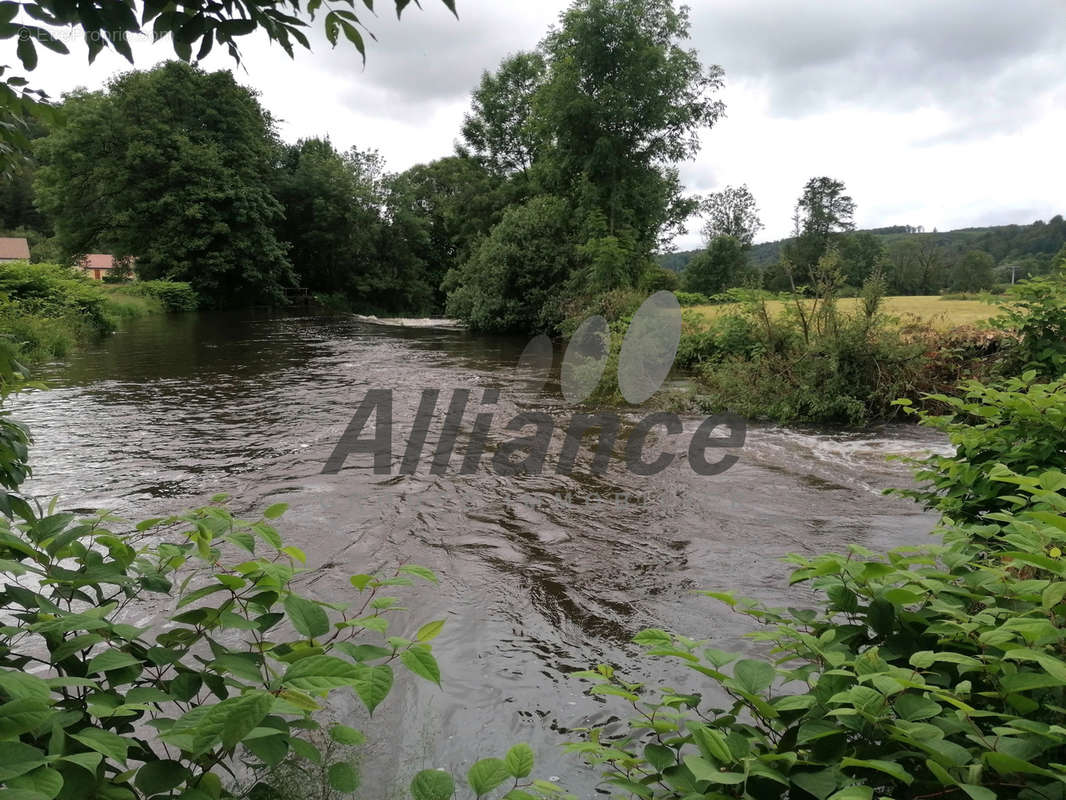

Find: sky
<box><xmin>20</xmin><ymin>0</ymin><xmax>1066</xmax><ymax>250</ymax></box>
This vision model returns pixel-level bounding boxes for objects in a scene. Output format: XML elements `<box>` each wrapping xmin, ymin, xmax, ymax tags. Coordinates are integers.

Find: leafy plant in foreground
<box><xmin>0</xmin><ymin>496</ymin><xmax>446</xmax><ymax>798</ymax></box>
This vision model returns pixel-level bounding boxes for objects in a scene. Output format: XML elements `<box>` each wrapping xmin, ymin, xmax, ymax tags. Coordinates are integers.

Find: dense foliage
<box><xmin>568</xmin><ymin>374</ymin><xmax>1066</xmax><ymax>800</ymax></box>
<box><xmin>34</xmin><ymin>63</ymin><xmax>293</xmax><ymax>307</ymax></box>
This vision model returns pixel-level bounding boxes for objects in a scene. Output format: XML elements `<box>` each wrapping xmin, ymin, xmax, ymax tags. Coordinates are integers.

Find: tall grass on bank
<box><xmin>0</xmin><ymin>261</ymin><xmax>196</xmax><ymax>363</ymax></box>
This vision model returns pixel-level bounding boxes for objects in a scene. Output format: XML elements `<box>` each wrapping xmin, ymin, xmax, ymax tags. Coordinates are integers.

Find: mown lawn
<box><xmin>689</xmin><ymin>295</ymin><xmax>1003</xmax><ymax>329</ymax></box>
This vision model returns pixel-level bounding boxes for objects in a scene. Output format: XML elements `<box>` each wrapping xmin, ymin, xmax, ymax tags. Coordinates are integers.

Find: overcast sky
<box><xmin>22</xmin><ymin>0</ymin><xmax>1066</xmax><ymax>249</ymax></box>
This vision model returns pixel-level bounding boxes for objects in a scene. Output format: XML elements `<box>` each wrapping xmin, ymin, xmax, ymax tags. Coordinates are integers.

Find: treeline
<box><xmin>0</xmin><ymin>0</ymin><xmax>724</xmax><ymax>325</ymax></box>
<box><xmin>662</xmin><ymin>201</ymin><xmax>1066</xmax><ymax>297</ymax></box>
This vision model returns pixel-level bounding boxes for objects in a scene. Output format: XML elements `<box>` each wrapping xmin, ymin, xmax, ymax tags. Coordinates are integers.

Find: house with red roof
<box><xmin>78</xmin><ymin>254</ymin><xmax>129</xmax><ymax>281</ymax></box>
<box><xmin>0</xmin><ymin>237</ymin><xmax>30</xmax><ymax>262</ymax></box>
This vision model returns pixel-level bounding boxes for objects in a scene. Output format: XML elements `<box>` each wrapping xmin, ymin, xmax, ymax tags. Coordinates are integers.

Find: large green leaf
<box><xmin>284</xmin><ymin>594</ymin><xmax>330</xmax><ymax>638</ymax></box>
<box><xmin>410</xmin><ymin>769</ymin><xmax>455</xmax><ymax>800</ymax></box>
<box><xmin>351</xmin><ymin>664</ymin><xmax>394</xmax><ymax>714</ymax></box>
<box><xmin>282</xmin><ymin>656</ymin><xmax>362</xmax><ymax>691</ymax></box>
<box><xmin>467</xmin><ymin>758</ymin><xmax>511</xmax><ymax>796</ymax></box>
<box><xmin>400</xmin><ymin>646</ymin><xmax>441</xmax><ymax>686</ymax></box>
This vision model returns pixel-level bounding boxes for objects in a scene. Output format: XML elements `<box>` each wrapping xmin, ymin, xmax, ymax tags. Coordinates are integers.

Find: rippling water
<box><xmin>9</xmin><ymin>310</ymin><xmax>947</xmax><ymax>796</ymax></box>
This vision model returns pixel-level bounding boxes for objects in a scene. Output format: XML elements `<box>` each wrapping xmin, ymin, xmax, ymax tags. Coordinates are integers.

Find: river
<box><xmin>10</xmin><ymin>310</ymin><xmax>946</xmax><ymax>798</ymax></box>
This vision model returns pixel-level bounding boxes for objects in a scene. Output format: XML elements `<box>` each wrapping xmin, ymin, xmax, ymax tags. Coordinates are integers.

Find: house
<box><xmin>0</xmin><ymin>237</ymin><xmax>30</xmax><ymax>262</ymax></box>
<box><xmin>78</xmin><ymin>254</ymin><xmax>128</xmax><ymax>281</ymax></box>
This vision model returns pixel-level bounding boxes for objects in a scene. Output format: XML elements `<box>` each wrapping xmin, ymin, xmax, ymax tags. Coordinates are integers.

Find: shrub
<box><xmin>990</xmin><ymin>270</ymin><xmax>1066</xmax><ymax>378</ymax></box>
<box><xmin>893</xmin><ymin>374</ymin><xmax>1066</xmax><ymax>524</ymax></box>
<box><xmin>567</xmin><ymin>380</ymin><xmax>1066</xmax><ymax>800</ymax></box>
<box><xmin>673</xmin><ymin>291</ymin><xmax>711</xmax><ymax>307</ymax></box>
<box><xmin>115</xmin><ymin>280</ymin><xmax>199</xmax><ymax>312</ymax></box>
<box><xmin>0</xmin><ymin>496</ymin><xmax>451</xmax><ymax>799</ymax></box>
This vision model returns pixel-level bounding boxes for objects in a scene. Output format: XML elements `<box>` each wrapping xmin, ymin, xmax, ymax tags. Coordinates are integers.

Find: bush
<box><xmin>114</xmin><ymin>280</ymin><xmax>199</xmax><ymax>312</ymax></box>
<box><xmin>0</xmin><ymin>261</ymin><xmax>115</xmax><ymax>361</ymax></box>
<box><xmin>673</xmin><ymin>291</ymin><xmax>710</xmax><ymax>307</ymax></box>
<box><xmin>991</xmin><ymin>270</ymin><xmax>1066</xmax><ymax>378</ymax></box>
<box><xmin>567</xmin><ymin>380</ymin><xmax>1066</xmax><ymax>800</ymax></box>
<box><xmin>893</xmin><ymin>374</ymin><xmax>1066</xmax><ymax>524</ymax></box>
<box><xmin>0</xmin><ymin>496</ymin><xmax>450</xmax><ymax>799</ymax></box>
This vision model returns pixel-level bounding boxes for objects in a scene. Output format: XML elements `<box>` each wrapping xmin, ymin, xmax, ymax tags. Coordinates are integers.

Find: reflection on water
<box><xmin>10</xmin><ymin>310</ymin><xmax>945</xmax><ymax>794</ymax></box>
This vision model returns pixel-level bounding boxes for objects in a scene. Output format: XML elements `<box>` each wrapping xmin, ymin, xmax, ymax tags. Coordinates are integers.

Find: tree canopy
<box><xmin>35</xmin><ymin>62</ymin><xmax>292</xmax><ymax>305</ymax></box>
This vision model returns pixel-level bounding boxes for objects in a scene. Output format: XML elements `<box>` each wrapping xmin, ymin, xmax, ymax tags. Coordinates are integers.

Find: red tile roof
<box><xmin>80</xmin><ymin>253</ymin><xmax>116</xmax><ymax>269</ymax></box>
<box><xmin>0</xmin><ymin>237</ymin><xmax>30</xmax><ymax>260</ymax></box>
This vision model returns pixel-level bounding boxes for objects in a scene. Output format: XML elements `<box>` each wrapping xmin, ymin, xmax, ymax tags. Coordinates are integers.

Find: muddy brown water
<box><xmin>10</xmin><ymin>310</ymin><xmax>946</xmax><ymax>797</ymax></box>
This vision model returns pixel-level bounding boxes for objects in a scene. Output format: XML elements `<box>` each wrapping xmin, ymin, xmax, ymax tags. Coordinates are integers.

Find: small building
<box><xmin>78</xmin><ymin>253</ymin><xmax>125</xmax><ymax>281</ymax></box>
<box><xmin>0</xmin><ymin>237</ymin><xmax>30</xmax><ymax>262</ymax></box>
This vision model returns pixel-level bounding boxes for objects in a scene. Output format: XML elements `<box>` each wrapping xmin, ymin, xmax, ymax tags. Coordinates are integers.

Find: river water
<box><xmin>10</xmin><ymin>310</ymin><xmax>946</xmax><ymax>797</ymax></box>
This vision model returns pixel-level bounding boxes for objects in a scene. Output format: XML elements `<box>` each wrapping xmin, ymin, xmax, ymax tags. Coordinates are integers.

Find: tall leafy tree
<box><xmin>273</xmin><ymin>138</ymin><xmax>385</xmax><ymax>298</ymax></box>
<box><xmin>459</xmin><ymin>52</ymin><xmax>547</xmax><ymax>177</ymax></box>
<box><xmin>35</xmin><ymin>62</ymin><xmax>293</xmax><ymax>305</ymax></box>
<box><xmin>535</xmin><ymin>0</ymin><xmax>724</xmax><ymax>264</ymax></box>
<box><xmin>784</xmin><ymin>176</ymin><xmax>856</xmax><ymax>281</ymax></box>
<box><xmin>701</xmin><ymin>184</ymin><xmax>762</xmax><ymax>247</ymax></box>
<box><xmin>385</xmin><ymin>155</ymin><xmax>510</xmax><ymax>310</ymax></box>
<box><xmin>683</xmin><ymin>234</ymin><xmax>746</xmax><ymax>296</ymax></box>
<box><xmin>838</xmin><ymin>231</ymin><xmax>885</xmax><ymax>286</ymax></box>
<box><xmin>949</xmin><ymin>249</ymin><xmax>996</xmax><ymax>293</ymax></box>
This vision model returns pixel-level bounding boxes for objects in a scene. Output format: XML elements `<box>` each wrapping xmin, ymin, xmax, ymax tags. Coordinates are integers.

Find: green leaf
<box><xmin>416</xmin><ymin>619</ymin><xmax>445</xmax><ymax>642</ymax></box>
<box><xmin>284</xmin><ymin>594</ymin><xmax>330</xmax><ymax>638</ymax></box>
<box><xmin>401</xmin><ymin>647</ymin><xmax>441</xmax><ymax>686</ymax></box>
<box><xmin>467</xmin><ymin>758</ymin><xmax>511</xmax><ymax>797</ymax></box>
<box><xmin>135</xmin><ymin>760</ymin><xmax>188</xmax><ymax>795</ymax></box>
<box><xmin>504</xmin><ymin>743</ymin><xmax>534</xmax><ymax>778</ymax></box>
<box><xmin>327</xmin><ymin>762</ymin><xmax>358</xmax><ymax>793</ymax></box>
<box><xmin>282</xmin><ymin>656</ymin><xmax>362</xmax><ymax>691</ymax></box>
<box><xmin>733</xmin><ymin>658</ymin><xmax>775</xmax><ymax>694</ymax></box>
<box><xmin>69</xmin><ymin>728</ymin><xmax>129</xmax><ymax>765</ymax></box>
<box><xmin>87</xmin><ymin>650</ymin><xmax>141</xmax><ymax>674</ymax></box>
<box><xmin>351</xmin><ymin>664</ymin><xmax>393</xmax><ymax>714</ymax></box>
<box><xmin>328</xmin><ymin>724</ymin><xmax>365</xmax><ymax>746</ymax></box>
<box><xmin>841</xmin><ymin>757</ymin><xmax>912</xmax><ymax>784</ymax></box>
<box><xmin>220</xmin><ymin>691</ymin><xmax>275</xmax><ymax>748</ymax></box>
<box><xmin>264</xmin><ymin>503</ymin><xmax>288</xmax><ymax>519</ymax></box>
<box><xmin>6</xmin><ymin>766</ymin><xmax>63</xmax><ymax>799</ymax></box>
<box><xmin>0</xmin><ymin>744</ymin><xmax>47</xmax><ymax>783</ymax></box>
<box><xmin>398</xmin><ymin>565</ymin><xmax>437</xmax><ymax>583</ymax></box>
<box><xmin>410</xmin><ymin>769</ymin><xmax>454</xmax><ymax>800</ymax></box>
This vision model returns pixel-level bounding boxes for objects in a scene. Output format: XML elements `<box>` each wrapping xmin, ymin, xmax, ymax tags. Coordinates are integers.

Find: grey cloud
<box><xmin>301</xmin><ymin>0</ymin><xmax>567</xmax><ymax>120</ymax></box>
<box><xmin>689</xmin><ymin>0</ymin><xmax>1066</xmax><ymax>130</ymax></box>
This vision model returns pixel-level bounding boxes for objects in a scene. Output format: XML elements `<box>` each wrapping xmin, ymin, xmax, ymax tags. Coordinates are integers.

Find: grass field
<box><xmin>689</xmin><ymin>295</ymin><xmax>1003</xmax><ymax>330</ymax></box>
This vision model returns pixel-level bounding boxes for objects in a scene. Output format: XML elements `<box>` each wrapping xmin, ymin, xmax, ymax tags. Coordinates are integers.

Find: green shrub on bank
<box><xmin>0</xmin><ymin>496</ymin><xmax>454</xmax><ymax>799</ymax></box>
<box><xmin>673</xmin><ymin>291</ymin><xmax>711</xmax><ymax>306</ymax></box>
<box><xmin>0</xmin><ymin>261</ymin><xmax>115</xmax><ymax>361</ymax></box>
<box><xmin>568</xmin><ymin>378</ymin><xmax>1066</xmax><ymax>800</ymax></box>
<box><xmin>894</xmin><ymin>374</ymin><xmax>1066</xmax><ymax>524</ymax></box>
<box><xmin>112</xmin><ymin>280</ymin><xmax>199</xmax><ymax>312</ymax></box>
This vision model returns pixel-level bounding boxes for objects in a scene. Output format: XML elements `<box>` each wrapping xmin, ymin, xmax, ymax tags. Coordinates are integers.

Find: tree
<box><xmin>459</xmin><ymin>51</ymin><xmax>547</xmax><ymax>177</ymax></box>
<box><xmin>534</xmin><ymin>0</ymin><xmax>724</xmax><ymax>262</ymax></box>
<box><xmin>35</xmin><ymin>62</ymin><xmax>293</xmax><ymax>305</ymax></box>
<box><xmin>682</xmin><ymin>234</ymin><xmax>746</xmax><ymax>296</ymax></box>
<box><xmin>444</xmin><ymin>195</ymin><xmax>574</xmax><ymax>333</ymax></box>
<box><xmin>273</xmin><ymin>138</ymin><xmax>391</xmax><ymax>301</ymax></box>
<box><xmin>385</xmin><ymin>155</ymin><xmax>511</xmax><ymax>310</ymax></box>
<box><xmin>949</xmin><ymin>249</ymin><xmax>996</xmax><ymax>293</ymax></box>
<box><xmin>837</xmin><ymin>231</ymin><xmax>884</xmax><ymax>286</ymax></box>
<box><xmin>0</xmin><ymin>0</ymin><xmax>457</xmax><ymax>170</ymax></box>
<box><xmin>783</xmin><ymin>176</ymin><xmax>855</xmax><ymax>280</ymax></box>
<box><xmin>700</xmin><ymin>184</ymin><xmax>762</xmax><ymax>247</ymax></box>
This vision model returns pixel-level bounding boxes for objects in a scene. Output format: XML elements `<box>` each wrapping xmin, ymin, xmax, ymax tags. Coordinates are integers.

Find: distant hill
<box><xmin>658</xmin><ymin>216</ymin><xmax>1066</xmax><ymax>272</ymax></box>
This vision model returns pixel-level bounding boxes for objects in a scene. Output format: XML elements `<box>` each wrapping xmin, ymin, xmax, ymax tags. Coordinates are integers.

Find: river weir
<box><xmin>11</xmin><ymin>310</ymin><xmax>945</xmax><ymax>796</ymax></box>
